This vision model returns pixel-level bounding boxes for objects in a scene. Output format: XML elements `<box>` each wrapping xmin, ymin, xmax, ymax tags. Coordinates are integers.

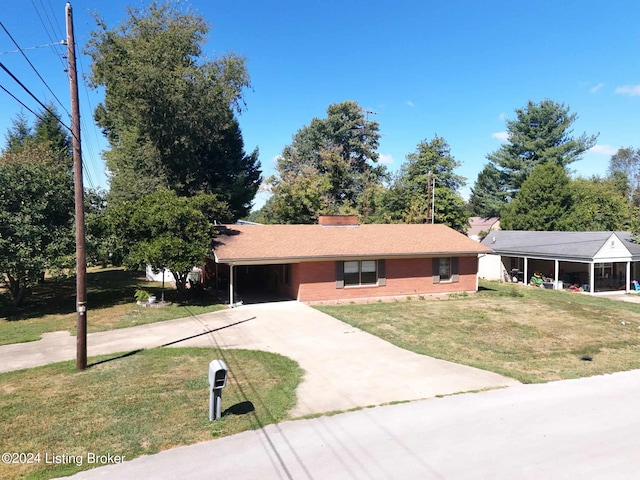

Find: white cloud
<box><xmin>615</xmin><ymin>84</ymin><xmax>640</xmax><ymax>96</ymax></box>
<box><xmin>405</xmin><ymin>100</ymin><xmax>415</xmax><ymax>107</ymax></box>
<box><xmin>378</xmin><ymin>153</ymin><xmax>395</xmax><ymax>165</ymax></box>
<box><xmin>589</xmin><ymin>144</ymin><xmax>618</xmax><ymax>156</ymax></box>
<box><xmin>498</xmin><ymin>113</ymin><xmax>507</xmax><ymax>121</ymax></box>
<box><xmin>590</xmin><ymin>83</ymin><xmax>605</xmax><ymax>93</ymax></box>
<box><xmin>491</xmin><ymin>131</ymin><xmax>509</xmax><ymax>142</ymax></box>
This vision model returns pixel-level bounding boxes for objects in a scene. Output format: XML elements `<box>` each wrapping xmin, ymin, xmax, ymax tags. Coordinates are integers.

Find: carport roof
<box><xmin>480</xmin><ymin>230</ymin><xmax>640</xmax><ymax>260</ymax></box>
<box><xmin>214</xmin><ymin>223</ymin><xmax>490</xmax><ymax>263</ymax></box>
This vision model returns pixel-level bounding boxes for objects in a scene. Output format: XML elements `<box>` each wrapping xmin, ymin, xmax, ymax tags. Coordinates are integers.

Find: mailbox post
<box><xmin>209</xmin><ymin>359</ymin><xmax>227</xmax><ymax>421</ymax></box>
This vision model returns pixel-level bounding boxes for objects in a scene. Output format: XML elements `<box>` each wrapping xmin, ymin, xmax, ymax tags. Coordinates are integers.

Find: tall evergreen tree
<box><xmin>501</xmin><ymin>163</ymin><xmax>572</xmax><ymax>231</ymax></box>
<box><xmin>472</xmin><ymin>99</ymin><xmax>597</xmax><ymax>215</ymax></box>
<box><xmin>468</xmin><ymin>163</ymin><xmax>505</xmax><ymax>218</ymax></box>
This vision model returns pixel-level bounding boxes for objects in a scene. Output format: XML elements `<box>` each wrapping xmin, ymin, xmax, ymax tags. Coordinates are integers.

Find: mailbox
<box><xmin>209</xmin><ymin>359</ymin><xmax>228</xmax><ymax>389</ymax></box>
<box><xmin>208</xmin><ymin>359</ymin><xmax>228</xmax><ymax>421</ymax></box>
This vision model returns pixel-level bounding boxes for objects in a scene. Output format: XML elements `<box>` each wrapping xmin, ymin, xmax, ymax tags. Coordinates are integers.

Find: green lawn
<box><xmin>0</xmin><ymin>347</ymin><xmax>303</xmax><ymax>480</ymax></box>
<box><xmin>0</xmin><ymin>268</ymin><xmax>225</xmax><ymax>345</ymax></box>
<box><xmin>316</xmin><ymin>281</ymin><xmax>640</xmax><ymax>383</ymax></box>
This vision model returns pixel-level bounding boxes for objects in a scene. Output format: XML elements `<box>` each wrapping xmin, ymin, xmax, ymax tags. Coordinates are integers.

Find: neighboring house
<box><xmin>467</xmin><ymin>217</ymin><xmax>500</xmax><ymax>242</ymax></box>
<box><xmin>212</xmin><ymin>215</ymin><xmax>491</xmax><ymax>304</ymax></box>
<box><xmin>478</xmin><ymin>230</ymin><xmax>640</xmax><ymax>294</ymax></box>
<box><xmin>145</xmin><ymin>266</ymin><xmax>176</xmax><ymax>283</ymax></box>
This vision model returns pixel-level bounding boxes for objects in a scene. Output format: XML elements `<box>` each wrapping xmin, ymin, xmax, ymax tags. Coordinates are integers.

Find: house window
<box><xmin>336</xmin><ymin>260</ymin><xmax>386</xmax><ymax>288</ymax></box>
<box><xmin>438</xmin><ymin>258</ymin><xmax>451</xmax><ymax>281</ymax></box>
<box><xmin>344</xmin><ymin>260</ymin><xmax>377</xmax><ymax>286</ymax></box>
<box><xmin>433</xmin><ymin>257</ymin><xmax>459</xmax><ymax>284</ymax></box>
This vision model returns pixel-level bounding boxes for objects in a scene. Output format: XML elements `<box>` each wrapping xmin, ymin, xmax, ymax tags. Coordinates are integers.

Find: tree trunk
<box><xmin>5</xmin><ymin>272</ymin><xmax>26</xmax><ymax>306</ymax></box>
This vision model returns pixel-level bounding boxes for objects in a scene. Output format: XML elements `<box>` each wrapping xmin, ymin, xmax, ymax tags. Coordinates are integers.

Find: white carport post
<box><xmin>554</xmin><ymin>259</ymin><xmax>559</xmax><ymax>289</ymax></box>
<box><xmin>524</xmin><ymin>257</ymin><xmax>529</xmax><ymax>286</ymax></box>
<box><xmin>229</xmin><ymin>264</ymin><xmax>234</xmax><ymax>306</ymax></box>
<box><xmin>626</xmin><ymin>261</ymin><xmax>631</xmax><ymax>293</ymax></box>
<box><xmin>589</xmin><ymin>262</ymin><xmax>595</xmax><ymax>294</ymax></box>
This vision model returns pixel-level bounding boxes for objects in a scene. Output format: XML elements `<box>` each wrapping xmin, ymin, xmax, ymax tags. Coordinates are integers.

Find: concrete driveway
<box><xmin>0</xmin><ymin>301</ymin><xmax>518</xmax><ymax>416</ymax></box>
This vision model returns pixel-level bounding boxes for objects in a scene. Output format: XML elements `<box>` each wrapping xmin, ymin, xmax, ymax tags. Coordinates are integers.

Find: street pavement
<box><xmin>68</xmin><ymin>368</ymin><xmax>640</xmax><ymax>479</ymax></box>
<box><xmin>0</xmin><ymin>301</ymin><xmax>518</xmax><ymax>416</ymax></box>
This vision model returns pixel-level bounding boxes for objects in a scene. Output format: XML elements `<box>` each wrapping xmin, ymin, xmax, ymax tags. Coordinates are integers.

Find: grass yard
<box><xmin>0</xmin><ymin>268</ymin><xmax>225</xmax><ymax>345</ymax></box>
<box><xmin>0</xmin><ymin>347</ymin><xmax>303</xmax><ymax>480</ymax></box>
<box><xmin>316</xmin><ymin>281</ymin><xmax>640</xmax><ymax>383</ymax></box>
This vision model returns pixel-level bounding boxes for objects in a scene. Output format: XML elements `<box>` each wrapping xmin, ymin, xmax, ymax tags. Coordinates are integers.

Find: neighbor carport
<box><xmin>479</xmin><ymin>231</ymin><xmax>640</xmax><ymax>293</ymax></box>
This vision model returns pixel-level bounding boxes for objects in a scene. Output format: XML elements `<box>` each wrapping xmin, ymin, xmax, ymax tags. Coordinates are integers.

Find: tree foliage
<box><xmin>472</xmin><ymin>99</ymin><xmax>598</xmax><ymax>215</ymax></box>
<box><xmin>501</xmin><ymin>163</ymin><xmax>572</xmax><ymax>231</ymax></box>
<box><xmin>607</xmin><ymin>147</ymin><xmax>640</xmax><ymax>205</ymax></box>
<box><xmin>267</xmin><ymin>101</ymin><xmax>385</xmax><ymax>223</ymax></box>
<box><xmin>87</xmin><ymin>1</ymin><xmax>261</xmax><ymax>218</ymax></box>
<box><xmin>468</xmin><ymin>163</ymin><xmax>505</xmax><ymax>218</ymax></box>
<box><xmin>564</xmin><ymin>177</ymin><xmax>631</xmax><ymax>231</ymax></box>
<box><xmin>375</xmin><ymin>136</ymin><xmax>468</xmax><ymax>231</ymax></box>
<box><xmin>111</xmin><ymin>189</ymin><xmax>228</xmax><ymax>293</ymax></box>
<box><xmin>0</xmin><ymin>143</ymin><xmax>74</xmax><ymax>305</ymax></box>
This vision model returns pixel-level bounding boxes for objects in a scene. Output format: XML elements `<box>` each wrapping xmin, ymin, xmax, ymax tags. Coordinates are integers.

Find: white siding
<box><xmin>593</xmin><ymin>233</ymin><xmax>632</xmax><ymax>262</ymax></box>
<box><xmin>145</xmin><ymin>266</ymin><xmax>176</xmax><ymax>283</ymax></box>
<box><xmin>478</xmin><ymin>254</ymin><xmax>504</xmax><ymax>280</ymax></box>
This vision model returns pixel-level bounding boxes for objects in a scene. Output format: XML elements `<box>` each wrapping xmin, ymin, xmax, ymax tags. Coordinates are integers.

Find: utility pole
<box><xmin>426</xmin><ymin>170</ymin><xmax>432</xmax><ymax>223</ymax></box>
<box><xmin>431</xmin><ymin>175</ymin><xmax>435</xmax><ymax>224</ymax></box>
<box><xmin>66</xmin><ymin>2</ymin><xmax>87</xmax><ymax>370</ymax></box>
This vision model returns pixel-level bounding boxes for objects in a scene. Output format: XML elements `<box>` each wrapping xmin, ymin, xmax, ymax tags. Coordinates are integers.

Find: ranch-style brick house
<box><xmin>211</xmin><ymin>215</ymin><xmax>491</xmax><ymax>304</ymax></box>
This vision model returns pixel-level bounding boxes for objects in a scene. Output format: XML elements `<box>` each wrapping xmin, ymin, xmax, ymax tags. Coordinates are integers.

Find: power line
<box><xmin>0</xmin><ymin>80</ymin><xmax>96</xmax><ymax>189</ymax></box>
<box><xmin>0</xmin><ymin>22</ymin><xmax>71</xmax><ymax>118</ymax></box>
<box><xmin>30</xmin><ymin>0</ymin><xmax>67</xmax><ymax>70</ymax></box>
<box><xmin>0</xmin><ymin>83</ymin><xmax>48</xmax><ymax>123</ymax></box>
<box><xmin>0</xmin><ymin>41</ymin><xmax>66</xmax><ymax>56</ymax></box>
<box><xmin>0</xmin><ymin>61</ymin><xmax>73</xmax><ymax>134</ymax></box>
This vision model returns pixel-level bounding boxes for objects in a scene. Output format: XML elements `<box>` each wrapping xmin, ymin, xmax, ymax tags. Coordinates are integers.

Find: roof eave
<box><xmin>215</xmin><ymin>250</ymin><xmax>489</xmax><ymax>265</ymax></box>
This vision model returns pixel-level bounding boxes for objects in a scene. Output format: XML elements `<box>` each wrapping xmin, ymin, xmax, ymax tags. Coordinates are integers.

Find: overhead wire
<box><xmin>29</xmin><ymin>0</ymin><xmax>66</xmax><ymax>70</ymax></box>
<box><xmin>0</xmin><ymin>21</ymin><xmax>70</xmax><ymax>118</ymax></box>
<box><xmin>39</xmin><ymin>0</ymin><xmax>103</xmax><ymax>191</ymax></box>
<box><xmin>0</xmin><ymin>83</ymin><xmax>48</xmax><ymax>123</ymax></box>
<box><xmin>0</xmin><ymin>41</ymin><xmax>65</xmax><ymax>56</ymax></box>
<box><xmin>0</xmin><ymin>61</ymin><xmax>73</xmax><ymax>134</ymax></box>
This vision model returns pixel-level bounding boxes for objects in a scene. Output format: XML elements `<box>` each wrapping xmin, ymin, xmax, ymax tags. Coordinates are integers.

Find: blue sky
<box><xmin>1</xmin><ymin>0</ymin><xmax>639</xmax><ymax>208</ymax></box>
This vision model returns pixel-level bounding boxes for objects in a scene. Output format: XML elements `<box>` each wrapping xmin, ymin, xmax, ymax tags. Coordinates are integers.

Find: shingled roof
<box><xmin>480</xmin><ymin>230</ymin><xmax>640</xmax><ymax>260</ymax></box>
<box><xmin>214</xmin><ymin>223</ymin><xmax>491</xmax><ymax>264</ymax></box>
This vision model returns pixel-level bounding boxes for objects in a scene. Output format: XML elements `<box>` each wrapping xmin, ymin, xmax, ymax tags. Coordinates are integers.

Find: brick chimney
<box><xmin>318</xmin><ymin>215</ymin><xmax>359</xmax><ymax>226</ymax></box>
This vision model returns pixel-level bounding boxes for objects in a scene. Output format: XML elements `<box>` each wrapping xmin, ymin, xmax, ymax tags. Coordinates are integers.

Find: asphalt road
<box><xmin>68</xmin><ymin>368</ymin><xmax>640</xmax><ymax>480</ymax></box>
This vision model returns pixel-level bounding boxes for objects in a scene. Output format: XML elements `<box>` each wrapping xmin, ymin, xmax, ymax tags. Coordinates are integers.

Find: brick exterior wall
<box><xmin>296</xmin><ymin>256</ymin><xmax>478</xmax><ymax>302</ymax></box>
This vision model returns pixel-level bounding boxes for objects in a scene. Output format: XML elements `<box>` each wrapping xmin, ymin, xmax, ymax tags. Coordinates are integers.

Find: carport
<box><xmin>479</xmin><ymin>231</ymin><xmax>640</xmax><ymax>293</ymax></box>
<box><xmin>210</xmin><ymin>260</ymin><xmax>296</xmax><ymax>305</ymax></box>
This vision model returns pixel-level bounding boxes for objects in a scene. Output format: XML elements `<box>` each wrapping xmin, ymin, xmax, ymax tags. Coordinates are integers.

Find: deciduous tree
<box><xmin>0</xmin><ymin>144</ymin><xmax>74</xmax><ymax>305</ymax></box>
<box><xmin>564</xmin><ymin>177</ymin><xmax>631</xmax><ymax>231</ymax></box>
<box><xmin>378</xmin><ymin>136</ymin><xmax>468</xmax><ymax>231</ymax></box>
<box><xmin>87</xmin><ymin>1</ymin><xmax>261</xmax><ymax>218</ymax></box>
<box><xmin>267</xmin><ymin>100</ymin><xmax>385</xmax><ymax>223</ymax></box>
<box><xmin>607</xmin><ymin>147</ymin><xmax>640</xmax><ymax>205</ymax></box>
<box><xmin>115</xmin><ymin>189</ymin><xmax>228</xmax><ymax>293</ymax></box>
